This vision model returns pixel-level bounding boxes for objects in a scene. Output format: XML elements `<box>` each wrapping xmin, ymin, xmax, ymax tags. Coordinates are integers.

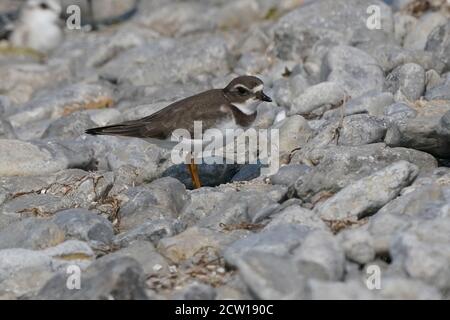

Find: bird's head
<box><xmin>22</xmin><ymin>0</ymin><xmax>62</xmax><ymax>23</ymax></box>
<box><xmin>223</xmin><ymin>76</ymin><xmax>272</xmax><ymax>115</ymax></box>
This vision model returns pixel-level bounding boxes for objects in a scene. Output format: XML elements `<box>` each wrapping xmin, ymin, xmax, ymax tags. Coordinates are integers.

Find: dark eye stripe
<box><xmin>234</xmin><ymin>85</ymin><xmax>251</xmax><ymax>95</ymax></box>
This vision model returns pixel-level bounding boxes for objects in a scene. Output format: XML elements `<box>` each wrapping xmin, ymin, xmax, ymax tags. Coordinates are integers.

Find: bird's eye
<box><xmin>39</xmin><ymin>2</ymin><xmax>49</xmax><ymax>10</ymax></box>
<box><xmin>237</xmin><ymin>87</ymin><xmax>248</xmax><ymax>95</ymax></box>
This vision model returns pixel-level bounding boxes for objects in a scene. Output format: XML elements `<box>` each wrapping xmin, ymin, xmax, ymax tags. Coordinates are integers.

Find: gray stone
<box><xmin>0</xmin><ymin>175</ymin><xmax>54</xmax><ymax>207</ymax></box>
<box><xmin>273</xmin><ymin>0</ymin><xmax>393</xmax><ymax>61</ymax></box>
<box><xmin>182</xmin><ymin>184</ymin><xmax>282</xmax><ymax>225</ymax></box>
<box><xmin>270</xmin><ymin>115</ymin><xmax>312</xmax><ymax>160</ymax></box>
<box><xmin>425</xmin><ymin>74</ymin><xmax>450</xmax><ymax>100</ymax></box>
<box><xmin>172</xmin><ymin>281</ymin><xmax>217</xmax><ymax>300</ymax></box>
<box><xmin>7</xmin><ymin>82</ymin><xmax>115</xmax><ymax>128</ymax></box>
<box><xmin>425</xmin><ymin>69</ymin><xmax>443</xmax><ymax>91</ymax></box>
<box><xmin>196</xmin><ymin>184</ymin><xmax>287</xmax><ymax>230</ymax></box>
<box><xmin>379</xmin><ymin>277</ymin><xmax>442</xmax><ymax>300</ymax></box>
<box><xmin>338</xmin><ymin>227</ymin><xmax>376</xmax><ymax>264</ymax></box>
<box><xmin>87</xmin><ymin>135</ymin><xmax>168</xmax><ymax>181</ymax></box>
<box><xmin>425</xmin><ymin>21</ymin><xmax>450</xmax><ymax>71</ymax></box>
<box><xmin>0</xmin><ymin>118</ymin><xmax>16</xmax><ymax>139</ymax></box>
<box><xmin>0</xmin><ymin>218</ymin><xmax>65</xmax><ymax>250</ymax></box>
<box><xmin>38</xmin><ymin>255</ymin><xmax>148</xmax><ymax>300</ymax></box>
<box><xmin>293</xmin><ymin>143</ymin><xmax>436</xmax><ymax>202</ymax></box>
<box><xmin>0</xmin><ymin>169</ymin><xmax>114</xmax><ymax>215</ymax></box>
<box><xmin>100</xmin><ymin>36</ymin><xmax>229</xmax><ymax>86</ymax></box>
<box><xmin>114</xmin><ymin>218</ymin><xmax>186</xmax><ymax>248</ymax></box>
<box><xmin>307</xmin><ymin>279</ymin><xmax>376</xmax><ymax>300</ymax></box>
<box><xmin>384</xmin><ymin>63</ymin><xmax>425</xmax><ymax>101</ymax></box>
<box><xmin>272</xmin><ymin>74</ymin><xmax>310</xmax><ymax>109</ymax></box>
<box><xmin>224</xmin><ymin>224</ymin><xmax>312</xmax><ymax>267</ymax></box>
<box><xmin>41</xmin><ymin>113</ymin><xmax>97</xmax><ymax>139</ymax></box>
<box><xmin>107</xmin><ymin>240</ymin><xmax>170</xmax><ymax>276</ymax></box>
<box><xmin>404</xmin><ymin>12</ymin><xmax>448</xmax><ymax>50</ymax></box>
<box><xmin>324</xmin><ymin>46</ymin><xmax>385</xmax><ymax>98</ymax></box>
<box><xmin>338</xmin><ymin>114</ymin><xmax>387</xmax><ymax>146</ymax></box>
<box><xmin>294</xmin><ymin>230</ymin><xmax>345</xmax><ymax>281</ymax></box>
<box><xmin>394</xmin><ymin>12</ymin><xmax>417</xmax><ymax>46</ymax></box>
<box><xmin>116</xmin><ymin>177</ymin><xmax>189</xmax><ymax>230</ymax></box>
<box><xmin>179</xmin><ymin>187</ymin><xmax>229</xmax><ymax>227</ymax></box>
<box><xmin>371</xmin><ymin>44</ymin><xmax>445</xmax><ymax>73</ymax></box>
<box><xmin>264</xmin><ymin>205</ymin><xmax>328</xmax><ymax>231</ymax></box>
<box><xmin>369</xmin><ymin>170</ymin><xmax>450</xmax><ymax>253</ymax></box>
<box><xmin>158</xmin><ymin>226</ymin><xmax>249</xmax><ymax>264</ymax></box>
<box><xmin>269</xmin><ymin>164</ymin><xmax>311</xmax><ymax>187</ymax></box>
<box><xmin>390</xmin><ymin>218</ymin><xmax>450</xmax><ymax>290</ymax></box>
<box><xmin>52</xmin><ymin>209</ymin><xmax>114</xmax><ymax>246</ymax></box>
<box><xmin>384</xmin><ymin>102</ymin><xmax>418</xmax><ymax>121</ymax></box>
<box><xmin>0</xmin><ymin>61</ymin><xmax>71</xmax><ymax>105</ymax></box>
<box><xmin>323</xmin><ymin>91</ymin><xmax>394</xmax><ymax>119</ymax></box>
<box><xmin>0</xmin><ymin>240</ymin><xmax>94</xmax><ymax>298</ymax></box>
<box><xmin>317</xmin><ymin>161</ymin><xmax>419</xmax><ymax>221</ymax></box>
<box><xmin>384</xmin><ymin>100</ymin><xmax>450</xmax><ymax>158</ymax></box>
<box><xmin>230</xmin><ymin>251</ymin><xmax>307</xmax><ymax>299</ymax></box>
<box><xmin>288</xmin><ymin>82</ymin><xmax>346</xmax><ymax>116</ymax></box>
<box><xmin>0</xmin><ymin>140</ymin><xmax>70</xmax><ymax>177</ymax></box>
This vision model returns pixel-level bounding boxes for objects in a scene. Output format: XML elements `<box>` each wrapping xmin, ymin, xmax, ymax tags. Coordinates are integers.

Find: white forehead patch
<box><xmin>252</xmin><ymin>84</ymin><xmax>263</xmax><ymax>93</ymax></box>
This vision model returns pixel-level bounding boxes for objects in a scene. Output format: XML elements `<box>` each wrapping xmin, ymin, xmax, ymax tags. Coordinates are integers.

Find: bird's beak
<box><xmin>259</xmin><ymin>91</ymin><xmax>272</xmax><ymax>102</ymax></box>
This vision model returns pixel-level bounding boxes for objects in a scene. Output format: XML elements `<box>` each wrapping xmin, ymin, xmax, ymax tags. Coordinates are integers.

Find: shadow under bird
<box><xmin>86</xmin><ymin>76</ymin><xmax>273</xmax><ymax>189</ymax></box>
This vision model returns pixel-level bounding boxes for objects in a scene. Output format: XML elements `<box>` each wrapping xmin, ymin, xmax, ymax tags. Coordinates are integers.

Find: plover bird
<box><xmin>86</xmin><ymin>76</ymin><xmax>272</xmax><ymax>188</ymax></box>
<box><xmin>8</xmin><ymin>0</ymin><xmax>63</xmax><ymax>54</ymax></box>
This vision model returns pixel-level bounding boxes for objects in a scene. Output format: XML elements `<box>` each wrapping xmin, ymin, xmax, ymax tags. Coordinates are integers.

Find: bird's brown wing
<box><xmin>85</xmin><ymin>89</ymin><xmax>228</xmax><ymax>139</ymax></box>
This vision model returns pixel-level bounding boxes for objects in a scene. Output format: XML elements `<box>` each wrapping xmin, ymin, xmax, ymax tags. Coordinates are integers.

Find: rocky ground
<box><xmin>0</xmin><ymin>0</ymin><xmax>450</xmax><ymax>300</ymax></box>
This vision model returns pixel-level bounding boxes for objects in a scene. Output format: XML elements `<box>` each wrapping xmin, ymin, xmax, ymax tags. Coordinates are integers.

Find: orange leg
<box><xmin>187</xmin><ymin>157</ymin><xmax>202</xmax><ymax>189</ymax></box>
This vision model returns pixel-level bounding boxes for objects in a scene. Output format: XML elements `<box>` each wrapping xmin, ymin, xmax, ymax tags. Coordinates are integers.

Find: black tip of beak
<box><xmin>261</xmin><ymin>91</ymin><xmax>272</xmax><ymax>102</ymax></box>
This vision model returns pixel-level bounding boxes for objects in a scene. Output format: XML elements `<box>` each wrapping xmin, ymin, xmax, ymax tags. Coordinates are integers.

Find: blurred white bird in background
<box><xmin>8</xmin><ymin>0</ymin><xmax>63</xmax><ymax>54</ymax></box>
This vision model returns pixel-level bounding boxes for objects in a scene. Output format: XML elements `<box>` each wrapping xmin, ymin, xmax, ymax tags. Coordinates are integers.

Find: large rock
<box><xmin>107</xmin><ymin>240</ymin><xmax>170</xmax><ymax>276</ymax></box>
<box><xmin>114</xmin><ymin>218</ymin><xmax>186</xmax><ymax>248</ymax></box>
<box><xmin>288</xmin><ymin>82</ymin><xmax>346</xmax><ymax>116</ymax></box>
<box><xmin>323</xmin><ymin>91</ymin><xmax>394</xmax><ymax>119</ymax></box>
<box><xmin>370</xmin><ymin>44</ymin><xmax>445</xmax><ymax>73</ymax></box>
<box><xmin>41</xmin><ymin>113</ymin><xmax>97</xmax><ymax>140</ymax></box>
<box><xmin>403</xmin><ymin>12</ymin><xmax>448</xmax><ymax>50</ymax></box>
<box><xmin>425</xmin><ymin>21</ymin><xmax>450</xmax><ymax>71</ymax></box>
<box><xmin>52</xmin><ymin>209</ymin><xmax>114</xmax><ymax>247</ymax></box>
<box><xmin>38</xmin><ymin>255</ymin><xmax>148</xmax><ymax>300</ymax></box>
<box><xmin>323</xmin><ymin>46</ymin><xmax>385</xmax><ymax>98</ymax></box>
<box><xmin>0</xmin><ymin>169</ymin><xmax>114</xmax><ymax>217</ymax></box>
<box><xmin>390</xmin><ymin>218</ymin><xmax>450</xmax><ymax>291</ymax></box>
<box><xmin>293</xmin><ymin>143</ymin><xmax>436</xmax><ymax>202</ymax></box>
<box><xmin>224</xmin><ymin>226</ymin><xmax>345</xmax><ymax>299</ymax></box>
<box><xmin>0</xmin><ymin>140</ymin><xmax>70</xmax><ymax>177</ymax></box>
<box><xmin>384</xmin><ymin>63</ymin><xmax>425</xmax><ymax>101</ymax></box>
<box><xmin>7</xmin><ymin>83</ymin><xmax>115</xmax><ymax>129</ymax></box>
<box><xmin>425</xmin><ymin>74</ymin><xmax>450</xmax><ymax>101</ymax></box>
<box><xmin>180</xmin><ymin>182</ymin><xmax>287</xmax><ymax>227</ymax></box>
<box><xmin>337</xmin><ymin>114</ymin><xmax>387</xmax><ymax>146</ymax></box>
<box><xmin>115</xmin><ymin>177</ymin><xmax>189</xmax><ymax>230</ymax></box>
<box><xmin>0</xmin><ymin>61</ymin><xmax>72</xmax><ymax>105</ymax></box>
<box><xmin>368</xmin><ymin>168</ymin><xmax>450</xmax><ymax>253</ymax></box>
<box><xmin>0</xmin><ymin>240</ymin><xmax>94</xmax><ymax>298</ymax></box>
<box><xmin>384</xmin><ymin>100</ymin><xmax>450</xmax><ymax>158</ymax></box>
<box><xmin>100</xmin><ymin>36</ymin><xmax>230</xmax><ymax>86</ymax></box>
<box><xmin>158</xmin><ymin>226</ymin><xmax>249</xmax><ymax>264</ymax></box>
<box><xmin>273</xmin><ymin>0</ymin><xmax>393</xmax><ymax>61</ymax></box>
<box><xmin>0</xmin><ymin>218</ymin><xmax>65</xmax><ymax>250</ymax></box>
<box><xmin>317</xmin><ymin>161</ymin><xmax>419</xmax><ymax>221</ymax></box>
